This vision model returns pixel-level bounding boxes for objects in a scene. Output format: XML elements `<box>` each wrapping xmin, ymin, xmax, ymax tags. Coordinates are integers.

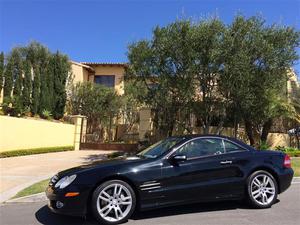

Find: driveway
<box><xmin>0</xmin><ymin>183</ymin><xmax>299</xmax><ymax>225</ymax></box>
<box><xmin>0</xmin><ymin>150</ymin><xmax>113</xmax><ymax>202</ymax></box>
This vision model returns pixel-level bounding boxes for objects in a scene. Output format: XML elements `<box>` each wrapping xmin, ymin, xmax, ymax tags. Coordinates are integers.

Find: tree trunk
<box><xmin>108</xmin><ymin>113</ymin><xmax>112</xmax><ymax>142</ymax></box>
<box><xmin>203</xmin><ymin>125</ymin><xmax>209</xmax><ymax>134</ymax></box>
<box><xmin>216</xmin><ymin>120</ymin><xmax>224</xmax><ymax>135</ymax></box>
<box><xmin>261</xmin><ymin>119</ymin><xmax>273</xmax><ymax>143</ymax></box>
<box><xmin>234</xmin><ymin>114</ymin><xmax>238</xmax><ymax>138</ymax></box>
<box><xmin>245</xmin><ymin>119</ymin><xmax>255</xmax><ymax>146</ymax></box>
<box><xmin>167</xmin><ymin>116</ymin><xmax>175</xmax><ymax>137</ymax></box>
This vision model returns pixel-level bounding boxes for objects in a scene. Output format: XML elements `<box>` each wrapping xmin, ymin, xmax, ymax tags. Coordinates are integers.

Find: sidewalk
<box><xmin>0</xmin><ymin>150</ymin><xmax>113</xmax><ymax>202</ymax></box>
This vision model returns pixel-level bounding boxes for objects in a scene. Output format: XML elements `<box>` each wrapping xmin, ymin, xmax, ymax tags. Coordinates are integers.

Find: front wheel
<box><xmin>247</xmin><ymin>170</ymin><xmax>278</xmax><ymax>208</ymax></box>
<box><xmin>91</xmin><ymin>180</ymin><xmax>136</xmax><ymax>225</ymax></box>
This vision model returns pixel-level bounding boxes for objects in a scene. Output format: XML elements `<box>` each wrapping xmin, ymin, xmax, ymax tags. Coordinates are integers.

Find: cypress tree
<box><xmin>53</xmin><ymin>51</ymin><xmax>69</xmax><ymax>119</ymax></box>
<box><xmin>3</xmin><ymin>55</ymin><xmax>13</xmax><ymax>99</ymax></box>
<box><xmin>3</xmin><ymin>41</ymin><xmax>71</xmax><ymax>118</ymax></box>
<box><xmin>37</xmin><ymin>47</ymin><xmax>51</xmax><ymax>115</ymax></box>
<box><xmin>22</xmin><ymin>61</ymin><xmax>32</xmax><ymax>109</ymax></box>
<box><xmin>31</xmin><ymin>66</ymin><xmax>40</xmax><ymax>115</ymax></box>
<box><xmin>47</xmin><ymin>55</ymin><xmax>55</xmax><ymax>111</ymax></box>
<box><xmin>0</xmin><ymin>52</ymin><xmax>4</xmax><ymax>94</ymax></box>
<box><xmin>39</xmin><ymin>63</ymin><xmax>49</xmax><ymax>113</ymax></box>
<box><xmin>12</xmin><ymin>50</ymin><xmax>23</xmax><ymax>98</ymax></box>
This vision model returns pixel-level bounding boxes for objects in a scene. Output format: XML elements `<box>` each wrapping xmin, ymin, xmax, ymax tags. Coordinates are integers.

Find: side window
<box><xmin>177</xmin><ymin>138</ymin><xmax>225</xmax><ymax>159</ymax></box>
<box><xmin>94</xmin><ymin>75</ymin><xmax>115</xmax><ymax>88</ymax></box>
<box><xmin>223</xmin><ymin>140</ymin><xmax>246</xmax><ymax>153</ymax></box>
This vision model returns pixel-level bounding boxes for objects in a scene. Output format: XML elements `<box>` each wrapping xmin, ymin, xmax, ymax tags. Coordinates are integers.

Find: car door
<box><xmin>160</xmin><ymin>137</ymin><xmax>249</xmax><ymax>205</ymax></box>
<box><xmin>219</xmin><ymin>139</ymin><xmax>253</xmax><ymax>197</ymax></box>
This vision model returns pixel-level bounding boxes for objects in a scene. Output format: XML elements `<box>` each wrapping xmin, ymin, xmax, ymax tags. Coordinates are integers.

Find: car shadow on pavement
<box><xmin>35</xmin><ymin>206</ymin><xmax>97</xmax><ymax>225</ymax></box>
<box><xmin>132</xmin><ymin>200</ymin><xmax>246</xmax><ymax>220</ymax></box>
<box><xmin>36</xmin><ymin>199</ymin><xmax>279</xmax><ymax>225</ymax></box>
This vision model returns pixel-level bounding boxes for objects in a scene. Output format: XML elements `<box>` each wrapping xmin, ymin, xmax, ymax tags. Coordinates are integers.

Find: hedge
<box><xmin>274</xmin><ymin>146</ymin><xmax>300</xmax><ymax>157</ymax></box>
<box><xmin>286</xmin><ymin>151</ymin><xmax>300</xmax><ymax>157</ymax></box>
<box><xmin>0</xmin><ymin>146</ymin><xmax>74</xmax><ymax>158</ymax></box>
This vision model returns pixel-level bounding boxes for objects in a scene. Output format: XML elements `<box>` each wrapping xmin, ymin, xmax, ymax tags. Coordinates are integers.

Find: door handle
<box><xmin>220</xmin><ymin>160</ymin><xmax>232</xmax><ymax>165</ymax></box>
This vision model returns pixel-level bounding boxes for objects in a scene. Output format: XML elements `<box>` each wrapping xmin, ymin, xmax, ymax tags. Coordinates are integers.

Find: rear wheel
<box><xmin>247</xmin><ymin>170</ymin><xmax>278</xmax><ymax>208</ymax></box>
<box><xmin>91</xmin><ymin>180</ymin><xmax>136</xmax><ymax>225</ymax></box>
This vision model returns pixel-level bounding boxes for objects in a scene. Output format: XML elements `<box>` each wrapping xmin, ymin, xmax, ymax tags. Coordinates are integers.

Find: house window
<box><xmin>94</xmin><ymin>75</ymin><xmax>115</xmax><ymax>88</ymax></box>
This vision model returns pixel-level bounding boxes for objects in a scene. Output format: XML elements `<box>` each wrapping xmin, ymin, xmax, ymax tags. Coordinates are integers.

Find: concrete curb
<box><xmin>292</xmin><ymin>177</ymin><xmax>300</xmax><ymax>183</ymax></box>
<box><xmin>3</xmin><ymin>177</ymin><xmax>300</xmax><ymax>204</ymax></box>
<box><xmin>4</xmin><ymin>192</ymin><xmax>47</xmax><ymax>203</ymax></box>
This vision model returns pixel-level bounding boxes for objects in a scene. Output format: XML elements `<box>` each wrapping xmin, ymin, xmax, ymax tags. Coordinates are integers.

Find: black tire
<box><xmin>247</xmin><ymin>170</ymin><xmax>278</xmax><ymax>209</ymax></box>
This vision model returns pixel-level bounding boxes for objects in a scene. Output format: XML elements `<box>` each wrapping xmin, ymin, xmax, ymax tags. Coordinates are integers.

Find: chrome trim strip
<box><xmin>140</xmin><ymin>182</ymin><xmax>161</xmax><ymax>188</ymax></box>
<box><xmin>141</xmin><ymin>186</ymin><xmax>161</xmax><ymax>191</ymax></box>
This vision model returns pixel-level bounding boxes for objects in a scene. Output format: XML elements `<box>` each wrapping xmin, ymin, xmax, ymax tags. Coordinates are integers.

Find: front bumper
<box><xmin>45</xmin><ymin>185</ymin><xmax>91</xmax><ymax>216</ymax></box>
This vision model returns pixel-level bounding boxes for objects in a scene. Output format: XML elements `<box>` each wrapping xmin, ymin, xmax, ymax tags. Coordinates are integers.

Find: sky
<box><xmin>0</xmin><ymin>0</ymin><xmax>299</xmax><ymax>77</ymax></box>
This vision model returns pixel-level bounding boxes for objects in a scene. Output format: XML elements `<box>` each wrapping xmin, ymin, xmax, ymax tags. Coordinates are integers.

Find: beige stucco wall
<box><xmin>70</xmin><ymin>62</ymin><xmax>125</xmax><ymax>95</ymax></box>
<box><xmin>139</xmin><ymin>108</ymin><xmax>152</xmax><ymax>140</ymax></box>
<box><xmin>71</xmin><ymin>63</ymin><xmax>89</xmax><ymax>83</ymax></box>
<box><xmin>93</xmin><ymin>66</ymin><xmax>125</xmax><ymax>95</ymax></box>
<box><xmin>267</xmin><ymin>133</ymin><xmax>290</xmax><ymax>148</ymax></box>
<box><xmin>0</xmin><ymin>116</ymin><xmax>75</xmax><ymax>151</ymax></box>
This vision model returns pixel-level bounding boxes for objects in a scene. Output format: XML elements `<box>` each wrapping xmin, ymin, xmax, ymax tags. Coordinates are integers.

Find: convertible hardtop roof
<box><xmin>171</xmin><ymin>134</ymin><xmax>235</xmax><ymax>140</ymax></box>
<box><xmin>170</xmin><ymin>134</ymin><xmax>254</xmax><ymax>150</ymax></box>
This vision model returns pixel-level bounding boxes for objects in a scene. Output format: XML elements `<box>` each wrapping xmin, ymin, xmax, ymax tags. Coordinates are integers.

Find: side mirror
<box><xmin>170</xmin><ymin>154</ymin><xmax>187</xmax><ymax>163</ymax></box>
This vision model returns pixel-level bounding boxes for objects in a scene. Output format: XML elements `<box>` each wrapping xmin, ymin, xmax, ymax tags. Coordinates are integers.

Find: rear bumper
<box><xmin>278</xmin><ymin>168</ymin><xmax>294</xmax><ymax>194</ymax></box>
<box><xmin>45</xmin><ymin>186</ymin><xmax>90</xmax><ymax>217</ymax></box>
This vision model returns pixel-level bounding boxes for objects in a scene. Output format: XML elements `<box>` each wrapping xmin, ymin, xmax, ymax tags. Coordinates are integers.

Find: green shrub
<box><xmin>2</xmin><ymin>96</ymin><xmax>24</xmax><ymax>117</ymax></box>
<box><xmin>258</xmin><ymin>141</ymin><xmax>271</xmax><ymax>150</ymax></box>
<box><xmin>287</xmin><ymin>152</ymin><xmax>300</xmax><ymax>157</ymax></box>
<box><xmin>41</xmin><ymin>109</ymin><xmax>52</xmax><ymax>120</ymax></box>
<box><xmin>274</xmin><ymin>146</ymin><xmax>300</xmax><ymax>157</ymax></box>
<box><xmin>0</xmin><ymin>146</ymin><xmax>74</xmax><ymax>158</ymax></box>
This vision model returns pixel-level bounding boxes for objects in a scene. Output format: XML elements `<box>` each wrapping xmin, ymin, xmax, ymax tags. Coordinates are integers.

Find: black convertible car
<box><xmin>46</xmin><ymin>135</ymin><xmax>294</xmax><ymax>225</ymax></box>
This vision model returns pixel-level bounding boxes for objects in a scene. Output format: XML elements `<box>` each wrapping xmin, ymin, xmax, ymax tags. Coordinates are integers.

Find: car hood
<box><xmin>57</xmin><ymin>156</ymin><xmax>148</xmax><ymax>177</ymax></box>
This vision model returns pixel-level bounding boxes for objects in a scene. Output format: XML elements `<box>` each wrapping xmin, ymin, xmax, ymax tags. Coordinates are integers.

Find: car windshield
<box><xmin>137</xmin><ymin>137</ymin><xmax>184</xmax><ymax>159</ymax></box>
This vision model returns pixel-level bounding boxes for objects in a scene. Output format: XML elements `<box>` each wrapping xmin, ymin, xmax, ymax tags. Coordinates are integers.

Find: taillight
<box><xmin>283</xmin><ymin>154</ymin><xmax>291</xmax><ymax>168</ymax></box>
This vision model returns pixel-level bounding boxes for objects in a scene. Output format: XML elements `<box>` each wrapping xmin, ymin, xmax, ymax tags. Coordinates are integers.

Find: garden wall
<box><xmin>0</xmin><ymin>116</ymin><xmax>75</xmax><ymax>151</ymax></box>
<box><xmin>267</xmin><ymin>133</ymin><xmax>290</xmax><ymax>148</ymax></box>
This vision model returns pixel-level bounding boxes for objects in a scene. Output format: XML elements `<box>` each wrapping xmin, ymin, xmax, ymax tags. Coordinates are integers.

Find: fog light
<box><xmin>56</xmin><ymin>201</ymin><xmax>64</xmax><ymax>209</ymax></box>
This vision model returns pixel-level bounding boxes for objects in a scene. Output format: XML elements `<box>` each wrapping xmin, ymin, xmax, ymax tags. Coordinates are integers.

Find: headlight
<box><xmin>55</xmin><ymin>175</ymin><xmax>77</xmax><ymax>189</ymax></box>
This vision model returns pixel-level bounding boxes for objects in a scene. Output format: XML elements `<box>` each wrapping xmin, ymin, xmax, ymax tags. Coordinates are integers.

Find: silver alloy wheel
<box><xmin>96</xmin><ymin>183</ymin><xmax>133</xmax><ymax>222</ymax></box>
<box><xmin>250</xmin><ymin>174</ymin><xmax>276</xmax><ymax>206</ymax></box>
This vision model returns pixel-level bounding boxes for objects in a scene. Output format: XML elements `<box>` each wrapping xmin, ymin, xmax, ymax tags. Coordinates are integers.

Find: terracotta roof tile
<box><xmin>80</xmin><ymin>62</ymin><xmax>128</xmax><ymax>67</ymax></box>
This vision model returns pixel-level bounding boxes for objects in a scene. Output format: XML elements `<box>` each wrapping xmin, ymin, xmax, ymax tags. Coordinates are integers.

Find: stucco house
<box><xmin>70</xmin><ymin>61</ymin><xmax>127</xmax><ymax>95</ymax></box>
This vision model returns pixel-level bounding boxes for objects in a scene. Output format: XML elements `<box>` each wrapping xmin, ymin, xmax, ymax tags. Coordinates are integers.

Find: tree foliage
<box><xmin>69</xmin><ymin>82</ymin><xmax>121</xmax><ymax>142</ymax></box>
<box><xmin>127</xmin><ymin>21</ymin><xmax>196</xmax><ymax>138</ymax></box>
<box><xmin>127</xmin><ymin>15</ymin><xmax>300</xmax><ymax>145</ymax></box>
<box><xmin>1</xmin><ymin>41</ymin><xmax>71</xmax><ymax>119</ymax></box>
<box><xmin>22</xmin><ymin>60</ymin><xmax>32</xmax><ymax>110</ymax></box>
<box><xmin>220</xmin><ymin>15</ymin><xmax>300</xmax><ymax>145</ymax></box>
<box><xmin>0</xmin><ymin>52</ymin><xmax>4</xmax><ymax>94</ymax></box>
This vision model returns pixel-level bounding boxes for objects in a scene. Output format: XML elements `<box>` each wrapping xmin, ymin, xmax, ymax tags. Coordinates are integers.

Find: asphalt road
<box><xmin>1</xmin><ymin>183</ymin><xmax>299</xmax><ymax>225</ymax></box>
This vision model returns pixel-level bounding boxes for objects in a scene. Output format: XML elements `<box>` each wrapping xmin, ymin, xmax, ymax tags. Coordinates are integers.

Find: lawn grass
<box><xmin>12</xmin><ymin>179</ymin><xmax>50</xmax><ymax>199</ymax></box>
<box><xmin>292</xmin><ymin>157</ymin><xmax>300</xmax><ymax>177</ymax></box>
<box><xmin>0</xmin><ymin>146</ymin><xmax>74</xmax><ymax>158</ymax></box>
